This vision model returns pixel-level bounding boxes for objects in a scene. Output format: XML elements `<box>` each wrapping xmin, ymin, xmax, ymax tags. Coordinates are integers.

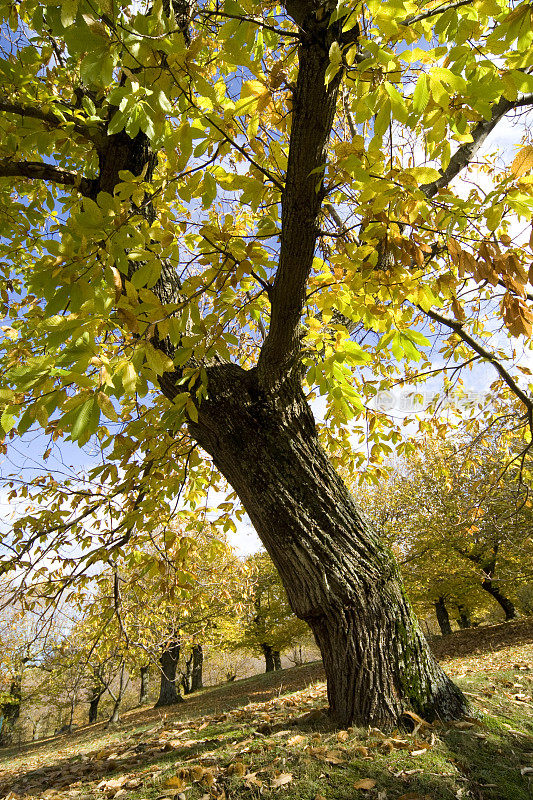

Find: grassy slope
<box><xmin>1</xmin><ymin>623</ymin><xmax>533</xmax><ymax>800</ymax></box>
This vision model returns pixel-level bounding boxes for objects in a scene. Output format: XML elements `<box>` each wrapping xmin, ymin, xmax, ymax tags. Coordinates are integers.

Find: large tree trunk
<box><xmin>434</xmin><ymin>597</ymin><xmax>452</xmax><ymax>636</ymax></box>
<box><xmin>88</xmin><ymin>693</ymin><xmax>102</xmax><ymax>724</ymax></box>
<box><xmin>190</xmin><ymin>372</ymin><xmax>467</xmax><ymax>729</ymax></box>
<box><xmin>261</xmin><ymin>643</ymin><xmax>275</xmax><ymax>673</ymax></box>
<box><xmin>481</xmin><ymin>578</ymin><xmax>516</xmax><ymax>620</ymax></box>
<box><xmin>191</xmin><ymin>645</ymin><xmax>203</xmax><ymax>692</ymax></box>
<box><xmin>273</xmin><ymin>650</ymin><xmax>282</xmax><ymax>671</ymax></box>
<box><xmin>155</xmin><ymin>639</ymin><xmax>184</xmax><ymax>707</ymax></box>
<box><xmin>0</xmin><ymin>676</ymin><xmax>22</xmax><ymax>745</ymax></box>
<box><xmin>88</xmin><ymin>683</ymin><xmax>104</xmax><ymax>724</ymax></box>
<box><xmin>139</xmin><ymin>665</ymin><xmax>150</xmax><ymax>705</ymax></box>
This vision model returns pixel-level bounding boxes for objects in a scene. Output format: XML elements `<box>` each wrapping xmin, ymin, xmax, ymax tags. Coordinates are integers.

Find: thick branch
<box><xmin>0</xmin><ymin>100</ymin><xmax>104</xmax><ymax>145</ymax></box>
<box><xmin>257</xmin><ymin>13</ymin><xmax>343</xmax><ymax>389</ymax></box>
<box><xmin>422</xmin><ymin>306</ymin><xmax>533</xmax><ymax>413</ymax></box>
<box><xmin>421</xmin><ymin>95</ymin><xmax>533</xmax><ymax>197</ymax></box>
<box><xmin>0</xmin><ymin>159</ymin><xmax>96</xmax><ymax>197</ymax></box>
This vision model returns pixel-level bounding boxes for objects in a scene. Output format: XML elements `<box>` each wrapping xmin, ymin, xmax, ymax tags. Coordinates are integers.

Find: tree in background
<box><xmin>229</xmin><ymin>552</ymin><xmax>309</xmax><ymax>672</ymax></box>
<box><xmin>359</xmin><ymin>432</ymin><xmax>533</xmax><ymax>629</ymax></box>
<box><xmin>3</xmin><ymin>0</ymin><xmax>533</xmax><ymax>728</ymax></box>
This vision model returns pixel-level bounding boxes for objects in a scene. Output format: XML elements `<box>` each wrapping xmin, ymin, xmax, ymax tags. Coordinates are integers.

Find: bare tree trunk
<box><xmin>481</xmin><ymin>578</ymin><xmax>517</xmax><ymax>620</ymax></box>
<box><xmin>88</xmin><ymin>684</ymin><xmax>104</xmax><ymax>724</ymax></box>
<box><xmin>261</xmin><ymin>643</ymin><xmax>275</xmax><ymax>672</ymax></box>
<box><xmin>191</xmin><ymin>645</ymin><xmax>203</xmax><ymax>692</ymax></box>
<box><xmin>0</xmin><ymin>676</ymin><xmax>22</xmax><ymax>745</ymax></box>
<box><xmin>139</xmin><ymin>665</ymin><xmax>150</xmax><ymax>705</ymax></box>
<box><xmin>273</xmin><ymin>650</ymin><xmax>282</xmax><ymax>670</ymax></box>
<box><xmin>434</xmin><ymin>597</ymin><xmax>452</xmax><ymax>636</ymax></box>
<box><xmin>456</xmin><ymin>604</ymin><xmax>471</xmax><ymax>629</ymax></box>
<box><xmin>155</xmin><ymin>638</ymin><xmax>184</xmax><ymax>707</ymax></box>
<box><xmin>106</xmin><ymin>661</ymin><xmax>127</xmax><ymax>726</ymax></box>
<box><xmin>190</xmin><ymin>376</ymin><xmax>468</xmax><ymax>729</ymax></box>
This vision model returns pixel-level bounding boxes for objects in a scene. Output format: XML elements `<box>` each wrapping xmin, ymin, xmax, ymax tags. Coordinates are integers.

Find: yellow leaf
<box><xmin>271</xmin><ymin>772</ymin><xmax>293</xmax><ymax>788</ymax></box>
<box><xmin>97</xmin><ymin>392</ymin><xmax>119</xmax><ymax>422</ymax></box>
<box><xmin>287</xmin><ymin>734</ymin><xmax>307</xmax><ymax>746</ymax></box>
<box><xmin>164</xmin><ymin>777</ymin><xmax>187</xmax><ymax>790</ymax></box>
<box><xmin>110</xmin><ymin>266</ymin><xmax>122</xmax><ymax>304</ymax></box>
<box><xmin>228</xmin><ymin>761</ymin><xmax>246</xmax><ymax>777</ymax></box>
<box><xmin>353</xmin><ymin>778</ymin><xmax>376</xmax><ymax>790</ymax></box>
<box><xmin>325</xmin><ymin>749</ymin><xmax>345</xmax><ymax>764</ymax></box>
<box><xmin>511</xmin><ymin>145</ymin><xmax>533</xmax><ymax>178</ymax></box>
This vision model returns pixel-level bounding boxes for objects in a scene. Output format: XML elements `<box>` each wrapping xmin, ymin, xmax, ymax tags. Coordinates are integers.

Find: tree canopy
<box><xmin>1</xmin><ymin>0</ymin><xmax>533</xmax><ymax>728</ymax></box>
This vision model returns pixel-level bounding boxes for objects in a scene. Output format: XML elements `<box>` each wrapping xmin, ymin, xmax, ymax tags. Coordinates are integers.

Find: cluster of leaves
<box><xmin>358</xmin><ymin>428</ymin><xmax>533</xmax><ymax>623</ymax></box>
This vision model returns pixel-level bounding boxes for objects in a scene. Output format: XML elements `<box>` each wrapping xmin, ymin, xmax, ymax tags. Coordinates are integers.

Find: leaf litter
<box><xmin>2</xmin><ymin>628</ymin><xmax>533</xmax><ymax>800</ymax></box>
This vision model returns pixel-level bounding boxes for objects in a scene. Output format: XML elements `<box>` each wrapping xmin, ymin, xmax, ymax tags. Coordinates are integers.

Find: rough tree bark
<box><xmin>155</xmin><ymin>638</ymin><xmax>184</xmax><ymax>707</ymax></box>
<box><xmin>434</xmin><ymin>597</ymin><xmax>452</xmax><ymax>636</ymax></box>
<box><xmin>188</xmin><ymin>373</ymin><xmax>467</xmax><ymax>728</ymax></box>
<box><xmin>273</xmin><ymin>650</ymin><xmax>282</xmax><ymax>671</ymax></box>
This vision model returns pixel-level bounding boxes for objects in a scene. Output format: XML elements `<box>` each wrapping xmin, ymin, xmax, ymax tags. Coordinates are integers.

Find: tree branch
<box><xmin>402</xmin><ymin>0</ymin><xmax>474</xmax><ymax>26</ymax></box>
<box><xmin>0</xmin><ymin>159</ymin><xmax>95</xmax><ymax>197</ymax></box>
<box><xmin>421</xmin><ymin>306</ymin><xmax>533</xmax><ymax>414</ymax></box>
<box><xmin>257</xmin><ymin>4</ymin><xmax>343</xmax><ymax>389</ymax></box>
<box><xmin>0</xmin><ymin>100</ymin><xmax>104</xmax><ymax>146</ymax></box>
<box><xmin>421</xmin><ymin>95</ymin><xmax>533</xmax><ymax>198</ymax></box>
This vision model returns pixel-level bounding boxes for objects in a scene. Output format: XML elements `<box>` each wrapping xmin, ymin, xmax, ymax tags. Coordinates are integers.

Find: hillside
<box><xmin>1</xmin><ymin>621</ymin><xmax>533</xmax><ymax>800</ymax></box>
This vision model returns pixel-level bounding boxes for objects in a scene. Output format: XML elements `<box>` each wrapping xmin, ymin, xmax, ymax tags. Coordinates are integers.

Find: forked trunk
<box><xmin>155</xmin><ymin>639</ymin><xmax>184</xmax><ymax>707</ymax></box>
<box><xmin>191</xmin><ymin>369</ymin><xmax>468</xmax><ymax>729</ymax></box>
<box><xmin>434</xmin><ymin>597</ymin><xmax>452</xmax><ymax>636</ymax></box>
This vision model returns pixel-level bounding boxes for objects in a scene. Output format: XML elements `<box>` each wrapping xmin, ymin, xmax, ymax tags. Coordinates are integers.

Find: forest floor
<box><xmin>1</xmin><ymin>618</ymin><xmax>533</xmax><ymax>800</ymax></box>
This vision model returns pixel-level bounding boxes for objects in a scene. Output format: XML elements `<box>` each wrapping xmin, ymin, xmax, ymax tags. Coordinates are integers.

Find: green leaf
<box><xmin>61</xmin><ymin>0</ymin><xmax>78</xmax><ymax>27</ymax></box>
<box><xmin>71</xmin><ymin>397</ymin><xmax>98</xmax><ymax>441</ymax></box>
<box><xmin>412</xmin><ymin>74</ymin><xmax>430</xmax><ymax>116</ymax></box>
<box><xmin>97</xmin><ymin>392</ymin><xmax>119</xmax><ymax>422</ymax></box>
<box><xmin>0</xmin><ymin>410</ymin><xmax>15</xmax><ymax>434</ymax></box>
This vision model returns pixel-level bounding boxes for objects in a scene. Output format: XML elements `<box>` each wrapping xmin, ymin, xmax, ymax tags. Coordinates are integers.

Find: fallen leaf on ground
<box><xmin>163</xmin><ymin>777</ymin><xmax>187</xmax><ymax>791</ymax></box>
<box><xmin>227</xmin><ymin>761</ymin><xmax>246</xmax><ymax>777</ymax></box>
<box><xmin>354</xmin><ymin>778</ymin><xmax>376</xmax><ymax>790</ymax></box>
<box><xmin>398</xmin><ymin>793</ymin><xmax>427</xmax><ymax>800</ymax></box>
<box><xmin>271</xmin><ymin>772</ymin><xmax>293</xmax><ymax>788</ymax></box>
<box><xmin>324</xmin><ymin>749</ymin><xmax>345</xmax><ymax>764</ymax></box>
<box><xmin>287</xmin><ymin>735</ymin><xmax>307</xmax><ymax>746</ymax></box>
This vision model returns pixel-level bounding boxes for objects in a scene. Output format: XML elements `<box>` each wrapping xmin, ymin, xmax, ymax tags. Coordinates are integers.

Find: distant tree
<box><xmin>231</xmin><ymin>552</ymin><xmax>309</xmax><ymax>672</ymax></box>
<box><xmin>360</xmin><ymin>433</ymin><xmax>533</xmax><ymax>626</ymax></box>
